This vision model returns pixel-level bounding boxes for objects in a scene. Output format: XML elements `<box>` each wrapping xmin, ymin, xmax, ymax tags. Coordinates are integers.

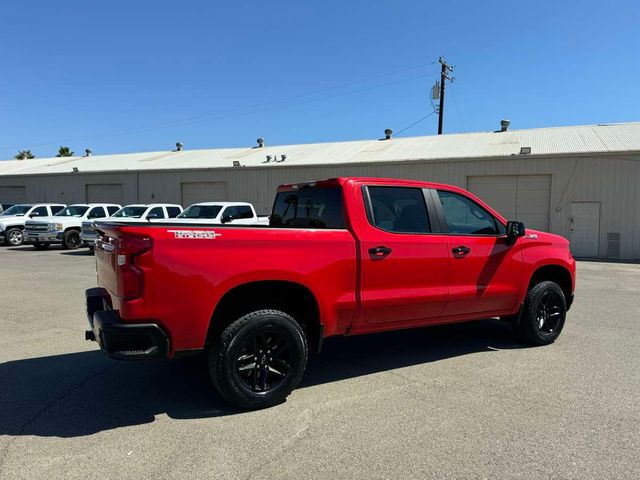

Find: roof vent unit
<box><xmin>175</xmin><ymin>142</ymin><xmax>184</xmax><ymax>151</ymax></box>
<box><xmin>384</xmin><ymin>128</ymin><xmax>393</xmax><ymax>140</ymax></box>
<box><xmin>256</xmin><ymin>137</ymin><xmax>265</xmax><ymax>148</ymax></box>
<box><xmin>263</xmin><ymin>155</ymin><xmax>273</xmax><ymax>164</ymax></box>
<box><xmin>519</xmin><ymin>146</ymin><xmax>531</xmax><ymax>155</ymax></box>
<box><xmin>275</xmin><ymin>154</ymin><xmax>287</xmax><ymax>163</ymax></box>
<box><xmin>85</xmin><ymin>148</ymin><xmax>92</xmax><ymax>157</ymax></box>
<box><xmin>500</xmin><ymin>119</ymin><xmax>510</xmax><ymax>132</ymax></box>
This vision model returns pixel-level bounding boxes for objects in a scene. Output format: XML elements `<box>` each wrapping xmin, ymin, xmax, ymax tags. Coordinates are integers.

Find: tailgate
<box><xmin>94</xmin><ymin>225</ymin><xmax>119</xmax><ymax>295</ymax></box>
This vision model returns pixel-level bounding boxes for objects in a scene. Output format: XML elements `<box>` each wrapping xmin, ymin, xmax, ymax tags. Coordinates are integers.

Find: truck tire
<box><xmin>208</xmin><ymin>309</ymin><xmax>308</xmax><ymax>409</ymax></box>
<box><xmin>33</xmin><ymin>242</ymin><xmax>51</xmax><ymax>250</ymax></box>
<box><xmin>516</xmin><ymin>281</ymin><xmax>567</xmax><ymax>346</ymax></box>
<box><xmin>62</xmin><ymin>230</ymin><xmax>81</xmax><ymax>250</ymax></box>
<box><xmin>4</xmin><ymin>227</ymin><xmax>23</xmax><ymax>246</ymax></box>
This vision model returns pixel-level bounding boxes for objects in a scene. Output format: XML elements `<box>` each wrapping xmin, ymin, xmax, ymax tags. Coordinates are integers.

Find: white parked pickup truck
<box><xmin>81</xmin><ymin>203</ymin><xmax>183</xmax><ymax>249</ymax></box>
<box><xmin>173</xmin><ymin>202</ymin><xmax>269</xmax><ymax>225</ymax></box>
<box><xmin>0</xmin><ymin>203</ymin><xmax>67</xmax><ymax>246</ymax></box>
<box><xmin>24</xmin><ymin>203</ymin><xmax>121</xmax><ymax>250</ymax></box>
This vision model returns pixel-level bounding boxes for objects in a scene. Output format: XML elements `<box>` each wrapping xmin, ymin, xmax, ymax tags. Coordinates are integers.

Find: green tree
<box><xmin>56</xmin><ymin>146</ymin><xmax>74</xmax><ymax>157</ymax></box>
<box><xmin>14</xmin><ymin>150</ymin><xmax>35</xmax><ymax>160</ymax></box>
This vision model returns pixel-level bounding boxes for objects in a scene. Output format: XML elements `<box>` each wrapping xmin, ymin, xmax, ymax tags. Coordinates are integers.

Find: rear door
<box><xmin>357</xmin><ymin>185</ymin><xmax>449</xmax><ymax>325</ymax></box>
<box><xmin>432</xmin><ymin>189</ymin><xmax>522</xmax><ymax>317</ymax></box>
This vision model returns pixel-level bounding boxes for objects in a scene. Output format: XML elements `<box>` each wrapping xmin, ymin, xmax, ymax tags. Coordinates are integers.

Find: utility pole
<box><xmin>437</xmin><ymin>56</ymin><xmax>454</xmax><ymax>135</ymax></box>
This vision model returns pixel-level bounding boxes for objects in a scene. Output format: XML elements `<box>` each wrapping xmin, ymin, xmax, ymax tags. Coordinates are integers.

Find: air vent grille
<box><xmin>607</xmin><ymin>232</ymin><xmax>621</xmax><ymax>259</ymax></box>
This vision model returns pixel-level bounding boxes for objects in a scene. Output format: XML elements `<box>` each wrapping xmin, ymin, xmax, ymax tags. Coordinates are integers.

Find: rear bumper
<box><xmin>85</xmin><ymin>287</ymin><xmax>169</xmax><ymax>360</ymax></box>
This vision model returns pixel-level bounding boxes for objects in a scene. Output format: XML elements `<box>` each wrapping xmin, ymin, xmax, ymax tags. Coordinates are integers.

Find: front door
<box><xmin>357</xmin><ymin>185</ymin><xmax>449</xmax><ymax>325</ymax></box>
<box><xmin>433</xmin><ymin>189</ymin><xmax>523</xmax><ymax>317</ymax></box>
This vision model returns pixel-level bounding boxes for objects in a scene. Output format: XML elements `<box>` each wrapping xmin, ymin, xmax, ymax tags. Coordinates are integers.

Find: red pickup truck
<box><xmin>86</xmin><ymin>177</ymin><xmax>575</xmax><ymax>409</ymax></box>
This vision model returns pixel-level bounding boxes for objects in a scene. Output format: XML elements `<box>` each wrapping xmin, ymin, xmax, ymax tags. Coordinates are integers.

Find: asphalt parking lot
<box><xmin>1</xmin><ymin>246</ymin><xmax>639</xmax><ymax>479</ymax></box>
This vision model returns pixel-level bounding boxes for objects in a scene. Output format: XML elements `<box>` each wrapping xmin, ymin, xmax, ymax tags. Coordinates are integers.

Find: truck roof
<box><xmin>120</xmin><ymin>203</ymin><xmax>182</xmax><ymax>208</ymax></box>
<box><xmin>279</xmin><ymin>177</ymin><xmax>468</xmax><ymax>192</ymax></box>
<box><xmin>188</xmin><ymin>202</ymin><xmax>252</xmax><ymax>207</ymax></box>
<box><xmin>69</xmin><ymin>203</ymin><xmax>122</xmax><ymax>207</ymax></box>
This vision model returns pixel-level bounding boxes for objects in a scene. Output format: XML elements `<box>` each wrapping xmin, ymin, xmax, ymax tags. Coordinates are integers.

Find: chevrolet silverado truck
<box><xmin>81</xmin><ymin>204</ymin><xmax>183</xmax><ymax>250</ymax></box>
<box><xmin>25</xmin><ymin>203</ymin><xmax>121</xmax><ymax>249</ymax></box>
<box><xmin>174</xmin><ymin>202</ymin><xmax>269</xmax><ymax>225</ymax></box>
<box><xmin>86</xmin><ymin>177</ymin><xmax>575</xmax><ymax>409</ymax></box>
<box><xmin>0</xmin><ymin>203</ymin><xmax>66</xmax><ymax>246</ymax></box>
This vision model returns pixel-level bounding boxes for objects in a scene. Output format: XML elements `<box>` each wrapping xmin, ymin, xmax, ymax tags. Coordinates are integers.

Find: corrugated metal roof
<box><xmin>2</xmin><ymin>122</ymin><xmax>639</xmax><ymax>176</ymax></box>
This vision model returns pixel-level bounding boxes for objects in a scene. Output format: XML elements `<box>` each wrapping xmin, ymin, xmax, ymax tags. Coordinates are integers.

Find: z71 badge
<box><xmin>167</xmin><ymin>229</ymin><xmax>222</xmax><ymax>239</ymax></box>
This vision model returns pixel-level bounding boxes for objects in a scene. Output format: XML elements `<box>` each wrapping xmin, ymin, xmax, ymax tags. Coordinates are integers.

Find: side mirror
<box><xmin>29</xmin><ymin>212</ymin><xmax>40</xmax><ymax>218</ymax></box>
<box><xmin>506</xmin><ymin>220</ymin><xmax>526</xmax><ymax>238</ymax></box>
<box><xmin>146</xmin><ymin>213</ymin><xmax>159</xmax><ymax>220</ymax></box>
<box><xmin>221</xmin><ymin>214</ymin><xmax>233</xmax><ymax>224</ymax></box>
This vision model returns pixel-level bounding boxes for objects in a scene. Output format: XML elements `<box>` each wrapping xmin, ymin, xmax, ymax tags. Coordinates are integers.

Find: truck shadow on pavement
<box><xmin>0</xmin><ymin>319</ymin><xmax>523</xmax><ymax>438</ymax></box>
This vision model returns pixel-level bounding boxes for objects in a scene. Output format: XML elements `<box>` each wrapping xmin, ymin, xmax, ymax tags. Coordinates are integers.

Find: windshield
<box><xmin>178</xmin><ymin>205</ymin><xmax>222</xmax><ymax>219</ymax></box>
<box><xmin>112</xmin><ymin>206</ymin><xmax>148</xmax><ymax>218</ymax></box>
<box><xmin>55</xmin><ymin>206</ymin><xmax>89</xmax><ymax>217</ymax></box>
<box><xmin>1</xmin><ymin>204</ymin><xmax>32</xmax><ymax>216</ymax></box>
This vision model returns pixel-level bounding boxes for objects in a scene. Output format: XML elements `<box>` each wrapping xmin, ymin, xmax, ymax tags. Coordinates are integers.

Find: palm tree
<box><xmin>56</xmin><ymin>146</ymin><xmax>74</xmax><ymax>157</ymax></box>
<box><xmin>14</xmin><ymin>150</ymin><xmax>35</xmax><ymax>160</ymax></box>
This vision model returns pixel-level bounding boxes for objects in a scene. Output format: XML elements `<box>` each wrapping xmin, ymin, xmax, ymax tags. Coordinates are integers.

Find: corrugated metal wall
<box><xmin>1</xmin><ymin>154</ymin><xmax>638</xmax><ymax>259</ymax></box>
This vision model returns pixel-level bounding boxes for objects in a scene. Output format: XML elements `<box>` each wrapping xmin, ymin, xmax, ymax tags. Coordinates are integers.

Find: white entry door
<box><xmin>570</xmin><ymin>202</ymin><xmax>600</xmax><ymax>258</ymax></box>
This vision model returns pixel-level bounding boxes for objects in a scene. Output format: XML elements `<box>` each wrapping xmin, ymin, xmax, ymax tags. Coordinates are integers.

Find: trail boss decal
<box><xmin>167</xmin><ymin>229</ymin><xmax>222</xmax><ymax>239</ymax></box>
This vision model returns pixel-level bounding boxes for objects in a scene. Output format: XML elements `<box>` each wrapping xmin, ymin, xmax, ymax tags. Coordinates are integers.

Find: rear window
<box><xmin>270</xmin><ymin>186</ymin><xmax>344</xmax><ymax>229</ymax></box>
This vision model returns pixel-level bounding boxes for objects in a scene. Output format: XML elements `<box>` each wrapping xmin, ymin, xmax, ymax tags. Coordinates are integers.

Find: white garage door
<box><xmin>467</xmin><ymin>175</ymin><xmax>551</xmax><ymax>231</ymax></box>
<box><xmin>181</xmin><ymin>182</ymin><xmax>228</xmax><ymax>207</ymax></box>
<box><xmin>0</xmin><ymin>186</ymin><xmax>27</xmax><ymax>203</ymax></box>
<box><xmin>86</xmin><ymin>184</ymin><xmax>123</xmax><ymax>204</ymax></box>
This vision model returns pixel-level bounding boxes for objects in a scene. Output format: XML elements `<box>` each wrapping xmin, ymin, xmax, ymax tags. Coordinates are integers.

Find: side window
<box><xmin>32</xmin><ymin>206</ymin><xmax>48</xmax><ymax>217</ymax></box>
<box><xmin>148</xmin><ymin>207</ymin><xmax>165</xmax><ymax>219</ymax></box>
<box><xmin>50</xmin><ymin>205</ymin><xmax>65</xmax><ymax>215</ymax></box>
<box><xmin>223</xmin><ymin>206</ymin><xmax>239</xmax><ymax>220</ymax></box>
<box><xmin>166</xmin><ymin>207</ymin><xmax>181</xmax><ymax>218</ymax></box>
<box><xmin>236</xmin><ymin>206</ymin><xmax>253</xmax><ymax>219</ymax></box>
<box><xmin>367</xmin><ymin>187</ymin><xmax>430</xmax><ymax>233</ymax></box>
<box><xmin>107</xmin><ymin>206</ymin><xmax>120</xmax><ymax>216</ymax></box>
<box><xmin>87</xmin><ymin>207</ymin><xmax>106</xmax><ymax>219</ymax></box>
<box><xmin>437</xmin><ymin>190</ymin><xmax>503</xmax><ymax>235</ymax></box>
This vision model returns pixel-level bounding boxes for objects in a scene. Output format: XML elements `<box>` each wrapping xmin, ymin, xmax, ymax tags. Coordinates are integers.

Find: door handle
<box><xmin>369</xmin><ymin>246</ymin><xmax>392</xmax><ymax>259</ymax></box>
<box><xmin>452</xmin><ymin>245</ymin><xmax>471</xmax><ymax>257</ymax></box>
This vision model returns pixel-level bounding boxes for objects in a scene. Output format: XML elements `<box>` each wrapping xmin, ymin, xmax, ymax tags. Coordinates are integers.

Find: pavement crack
<box><xmin>243</xmin><ymin>407</ymin><xmax>321</xmax><ymax>480</ymax></box>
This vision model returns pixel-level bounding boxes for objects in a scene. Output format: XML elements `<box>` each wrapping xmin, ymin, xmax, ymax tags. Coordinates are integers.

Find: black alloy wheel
<box><xmin>517</xmin><ymin>280</ymin><xmax>567</xmax><ymax>345</ymax></box>
<box><xmin>234</xmin><ymin>329</ymin><xmax>293</xmax><ymax>393</ymax></box>
<box><xmin>209</xmin><ymin>309</ymin><xmax>308</xmax><ymax>409</ymax></box>
<box><xmin>535</xmin><ymin>288</ymin><xmax>564</xmax><ymax>335</ymax></box>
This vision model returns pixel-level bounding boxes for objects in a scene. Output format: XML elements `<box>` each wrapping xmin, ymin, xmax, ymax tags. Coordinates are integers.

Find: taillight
<box><xmin>116</xmin><ymin>235</ymin><xmax>152</xmax><ymax>300</ymax></box>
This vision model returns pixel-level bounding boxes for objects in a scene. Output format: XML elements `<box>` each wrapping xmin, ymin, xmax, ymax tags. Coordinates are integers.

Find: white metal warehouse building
<box><xmin>1</xmin><ymin>122</ymin><xmax>639</xmax><ymax>260</ymax></box>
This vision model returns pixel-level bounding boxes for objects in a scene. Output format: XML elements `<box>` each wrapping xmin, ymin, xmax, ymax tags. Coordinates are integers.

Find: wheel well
<box><xmin>529</xmin><ymin>265</ymin><xmax>573</xmax><ymax>305</ymax></box>
<box><xmin>65</xmin><ymin>227</ymin><xmax>81</xmax><ymax>232</ymax></box>
<box><xmin>206</xmin><ymin>281</ymin><xmax>322</xmax><ymax>352</ymax></box>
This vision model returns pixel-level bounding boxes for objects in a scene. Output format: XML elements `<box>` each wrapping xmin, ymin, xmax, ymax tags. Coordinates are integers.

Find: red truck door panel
<box><xmin>357</xmin><ymin>185</ymin><xmax>449</xmax><ymax>325</ymax></box>
<box><xmin>432</xmin><ymin>189</ymin><xmax>522</xmax><ymax>316</ymax></box>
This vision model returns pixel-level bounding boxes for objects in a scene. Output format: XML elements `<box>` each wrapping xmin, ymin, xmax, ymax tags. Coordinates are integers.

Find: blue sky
<box><xmin>1</xmin><ymin>0</ymin><xmax>638</xmax><ymax>159</ymax></box>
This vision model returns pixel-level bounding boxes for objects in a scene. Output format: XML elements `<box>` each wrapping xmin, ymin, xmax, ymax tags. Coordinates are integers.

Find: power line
<box><xmin>0</xmin><ymin>63</ymin><xmax>440</xmax><ymax>153</ymax></box>
<box><xmin>394</xmin><ymin>111</ymin><xmax>437</xmax><ymax>137</ymax></box>
<box><xmin>449</xmin><ymin>82</ymin><xmax>466</xmax><ymax>132</ymax></box>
